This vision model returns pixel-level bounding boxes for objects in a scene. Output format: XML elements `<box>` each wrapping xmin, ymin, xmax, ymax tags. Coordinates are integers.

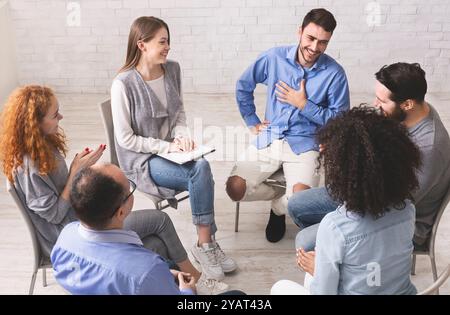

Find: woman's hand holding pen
<box><xmin>169</xmin><ymin>137</ymin><xmax>197</xmax><ymax>153</ymax></box>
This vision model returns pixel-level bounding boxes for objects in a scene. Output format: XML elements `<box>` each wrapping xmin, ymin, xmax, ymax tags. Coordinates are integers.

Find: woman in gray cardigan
<box><xmin>111</xmin><ymin>17</ymin><xmax>237</xmax><ymax>285</ymax></box>
<box><xmin>0</xmin><ymin>85</ymin><xmax>201</xmax><ymax>282</ymax></box>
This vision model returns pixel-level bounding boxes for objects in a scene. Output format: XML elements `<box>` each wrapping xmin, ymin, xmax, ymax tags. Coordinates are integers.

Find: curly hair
<box><xmin>317</xmin><ymin>106</ymin><xmax>422</xmax><ymax>218</ymax></box>
<box><xmin>0</xmin><ymin>85</ymin><xmax>67</xmax><ymax>182</ymax></box>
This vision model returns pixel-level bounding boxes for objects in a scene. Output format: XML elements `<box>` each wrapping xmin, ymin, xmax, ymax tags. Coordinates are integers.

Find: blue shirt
<box><xmin>311</xmin><ymin>201</ymin><xmax>417</xmax><ymax>295</ymax></box>
<box><xmin>236</xmin><ymin>45</ymin><xmax>350</xmax><ymax>154</ymax></box>
<box><xmin>51</xmin><ymin>222</ymin><xmax>194</xmax><ymax>295</ymax></box>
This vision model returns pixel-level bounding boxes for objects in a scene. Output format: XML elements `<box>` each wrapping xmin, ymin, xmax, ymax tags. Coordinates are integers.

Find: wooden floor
<box><xmin>0</xmin><ymin>92</ymin><xmax>449</xmax><ymax>295</ymax></box>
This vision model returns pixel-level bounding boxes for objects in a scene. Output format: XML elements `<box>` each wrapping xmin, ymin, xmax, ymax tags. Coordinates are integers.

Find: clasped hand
<box><xmin>297</xmin><ymin>248</ymin><xmax>316</xmax><ymax>276</ymax></box>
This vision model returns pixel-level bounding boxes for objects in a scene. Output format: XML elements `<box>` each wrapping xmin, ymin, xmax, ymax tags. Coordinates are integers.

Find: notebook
<box><xmin>157</xmin><ymin>145</ymin><xmax>215</xmax><ymax>165</ymax></box>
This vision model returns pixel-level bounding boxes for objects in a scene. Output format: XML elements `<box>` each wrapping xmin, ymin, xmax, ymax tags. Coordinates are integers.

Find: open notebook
<box><xmin>157</xmin><ymin>145</ymin><xmax>215</xmax><ymax>165</ymax></box>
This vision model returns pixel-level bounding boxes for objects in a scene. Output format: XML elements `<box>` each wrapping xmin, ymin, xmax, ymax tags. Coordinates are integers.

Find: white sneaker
<box><xmin>191</xmin><ymin>242</ymin><xmax>224</xmax><ymax>280</ymax></box>
<box><xmin>214</xmin><ymin>242</ymin><xmax>238</xmax><ymax>273</ymax></box>
<box><xmin>196</xmin><ymin>273</ymin><xmax>229</xmax><ymax>295</ymax></box>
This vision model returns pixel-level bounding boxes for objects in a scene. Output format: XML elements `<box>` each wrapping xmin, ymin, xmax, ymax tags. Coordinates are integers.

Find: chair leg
<box><xmin>42</xmin><ymin>268</ymin><xmax>47</xmax><ymax>287</ymax></box>
<box><xmin>430</xmin><ymin>255</ymin><xmax>439</xmax><ymax>295</ymax></box>
<box><xmin>411</xmin><ymin>254</ymin><xmax>416</xmax><ymax>275</ymax></box>
<box><xmin>235</xmin><ymin>202</ymin><xmax>240</xmax><ymax>232</ymax></box>
<box><xmin>29</xmin><ymin>271</ymin><xmax>37</xmax><ymax>295</ymax></box>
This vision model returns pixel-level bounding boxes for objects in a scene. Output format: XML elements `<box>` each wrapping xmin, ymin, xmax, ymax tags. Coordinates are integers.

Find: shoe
<box><xmin>191</xmin><ymin>242</ymin><xmax>224</xmax><ymax>280</ymax></box>
<box><xmin>213</xmin><ymin>242</ymin><xmax>238</xmax><ymax>273</ymax></box>
<box><xmin>265</xmin><ymin>209</ymin><xmax>286</xmax><ymax>243</ymax></box>
<box><xmin>196</xmin><ymin>273</ymin><xmax>229</xmax><ymax>295</ymax></box>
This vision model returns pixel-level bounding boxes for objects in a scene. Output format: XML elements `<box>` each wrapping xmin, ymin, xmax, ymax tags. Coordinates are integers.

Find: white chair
<box><xmin>411</xmin><ymin>183</ymin><xmax>450</xmax><ymax>295</ymax></box>
<box><xmin>234</xmin><ymin>169</ymin><xmax>286</xmax><ymax>232</ymax></box>
<box><xmin>6</xmin><ymin>181</ymin><xmax>52</xmax><ymax>295</ymax></box>
<box><xmin>417</xmin><ymin>264</ymin><xmax>450</xmax><ymax>295</ymax></box>
<box><xmin>98</xmin><ymin>99</ymin><xmax>189</xmax><ymax>210</ymax></box>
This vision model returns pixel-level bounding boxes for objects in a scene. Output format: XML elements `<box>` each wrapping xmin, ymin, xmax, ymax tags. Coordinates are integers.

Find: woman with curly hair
<box><xmin>271</xmin><ymin>106</ymin><xmax>421</xmax><ymax>294</ymax></box>
<box><xmin>0</xmin><ymin>86</ymin><xmax>202</xmax><ymax>283</ymax></box>
<box><xmin>0</xmin><ymin>85</ymin><xmax>106</xmax><ymax>256</ymax></box>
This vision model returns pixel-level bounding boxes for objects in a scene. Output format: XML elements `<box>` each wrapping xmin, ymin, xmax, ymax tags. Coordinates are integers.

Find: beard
<box><xmin>299</xmin><ymin>44</ymin><xmax>321</xmax><ymax>65</ymax></box>
<box><xmin>380</xmin><ymin>105</ymin><xmax>407</xmax><ymax>122</ymax></box>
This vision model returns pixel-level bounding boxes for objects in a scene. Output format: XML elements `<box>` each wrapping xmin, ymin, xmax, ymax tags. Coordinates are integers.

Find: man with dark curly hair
<box><xmin>289</xmin><ymin>62</ymin><xmax>450</xmax><ymax>253</ymax></box>
<box><xmin>272</xmin><ymin>106</ymin><xmax>421</xmax><ymax>294</ymax></box>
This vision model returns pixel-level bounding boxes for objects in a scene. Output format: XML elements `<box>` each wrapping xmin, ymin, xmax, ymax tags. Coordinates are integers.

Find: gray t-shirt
<box><xmin>13</xmin><ymin>151</ymin><xmax>77</xmax><ymax>257</ymax></box>
<box><xmin>409</xmin><ymin>104</ymin><xmax>450</xmax><ymax>245</ymax></box>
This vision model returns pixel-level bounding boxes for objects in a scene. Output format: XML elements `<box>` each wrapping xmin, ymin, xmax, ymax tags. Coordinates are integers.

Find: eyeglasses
<box><xmin>110</xmin><ymin>179</ymin><xmax>137</xmax><ymax>218</ymax></box>
<box><xmin>124</xmin><ymin>179</ymin><xmax>137</xmax><ymax>203</ymax></box>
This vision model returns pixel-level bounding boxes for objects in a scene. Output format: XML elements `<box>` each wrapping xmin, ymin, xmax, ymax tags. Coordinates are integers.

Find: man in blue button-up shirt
<box><xmin>51</xmin><ymin>163</ymin><xmax>196</xmax><ymax>295</ymax></box>
<box><xmin>226</xmin><ymin>8</ymin><xmax>350</xmax><ymax>243</ymax></box>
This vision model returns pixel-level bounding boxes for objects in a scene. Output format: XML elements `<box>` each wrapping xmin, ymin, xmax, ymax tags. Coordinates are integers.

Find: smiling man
<box><xmin>226</xmin><ymin>8</ymin><xmax>350</xmax><ymax>242</ymax></box>
<box><xmin>289</xmin><ymin>62</ymin><xmax>450</xmax><ymax>253</ymax></box>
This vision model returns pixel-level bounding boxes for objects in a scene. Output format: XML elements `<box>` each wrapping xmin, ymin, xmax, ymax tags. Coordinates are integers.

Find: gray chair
<box><xmin>417</xmin><ymin>264</ymin><xmax>450</xmax><ymax>295</ymax></box>
<box><xmin>411</xmin><ymin>182</ymin><xmax>450</xmax><ymax>295</ymax></box>
<box><xmin>98</xmin><ymin>98</ymin><xmax>189</xmax><ymax>210</ymax></box>
<box><xmin>6</xmin><ymin>181</ymin><xmax>51</xmax><ymax>295</ymax></box>
<box><xmin>234</xmin><ymin>169</ymin><xmax>286</xmax><ymax>232</ymax></box>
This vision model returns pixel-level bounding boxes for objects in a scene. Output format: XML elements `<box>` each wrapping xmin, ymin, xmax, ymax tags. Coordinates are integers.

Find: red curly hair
<box><xmin>0</xmin><ymin>85</ymin><xmax>67</xmax><ymax>182</ymax></box>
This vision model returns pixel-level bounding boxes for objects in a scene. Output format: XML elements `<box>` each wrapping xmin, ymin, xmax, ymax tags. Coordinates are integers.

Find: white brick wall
<box><xmin>7</xmin><ymin>0</ymin><xmax>450</xmax><ymax>94</ymax></box>
<box><xmin>0</xmin><ymin>0</ymin><xmax>18</xmax><ymax>104</ymax></box>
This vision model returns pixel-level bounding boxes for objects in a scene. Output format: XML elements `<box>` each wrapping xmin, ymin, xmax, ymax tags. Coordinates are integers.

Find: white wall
<box><xmin>7</xmin><ymin>0</ymin><xmax>450</xmax><ymax>94</ymax></box>
<box><xmin>0</xmin><ymin>0</ymin><xmax>18</xmax><ymax>104</ymax></box>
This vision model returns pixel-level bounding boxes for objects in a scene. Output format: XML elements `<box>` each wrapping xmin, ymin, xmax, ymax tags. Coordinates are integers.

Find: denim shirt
<box><xmin>236</xmin><ymin>45</ymin><xmax>350</xmax><ymax>154</ymax></box>
<box><xmin>51</xmin><ymin>222</ymin><xmax>193</xmax><ymax>295</ymax></box>
<box><xmin>310</xmin><ymin>201</ymin><xmax>417</xmax><ymax>295</ymax></box>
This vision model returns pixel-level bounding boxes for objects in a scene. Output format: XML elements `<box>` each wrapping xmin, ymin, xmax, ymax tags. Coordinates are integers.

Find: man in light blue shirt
<box><xmin>51</xmin><ymin>163</ymin><xmax>196</xmax><ymax>295</ymax></box>
<box><xmin>226</xmin><ymin>8</ymin><xmax>350</xmax><ymax>243</ymax></box>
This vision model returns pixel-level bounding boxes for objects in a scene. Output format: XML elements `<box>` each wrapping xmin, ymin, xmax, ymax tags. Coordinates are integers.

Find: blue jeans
<box><xmin>288</xmin><ymin>187</ymin><xmax>339</xmax><ymax>251</ymax></box>
<box><xmin>148</xmin><ymin>156</ymin><xmax>217</xmax><ymax>234</ymax></box>
<box><xmin>295</xmin><ymin>224</ymin><xmax>319</xmax><ymax>251</ymax></box>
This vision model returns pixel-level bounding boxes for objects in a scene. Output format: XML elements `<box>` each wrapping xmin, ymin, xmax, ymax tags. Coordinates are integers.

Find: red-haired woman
<box><xmin>0</xmin><ymin>85</ymin><xmax>201</xmax><ymax>285</ymax></box>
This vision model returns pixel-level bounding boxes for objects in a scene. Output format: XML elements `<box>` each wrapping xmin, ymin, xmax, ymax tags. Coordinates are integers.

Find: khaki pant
<box><xmin>229</xmin><ymin>140</ymin><xmax>322</xmax><ymax>215</ymax></box>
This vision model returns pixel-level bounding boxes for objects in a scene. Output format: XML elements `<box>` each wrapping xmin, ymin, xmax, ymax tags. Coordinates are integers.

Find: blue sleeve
<box><xmin>180</xmin><ymin>288</ymin><xmax>194</xmax><ymax>295</ymax></box>
<box><xmin>137</xmin><ymin>261</ymin><xmax>194</xmax><ymax>295</ymax></box>
<box><xmin>300</xmin><ymin>69</ymin><xmax>350</xmax><ymax>126</ymax></box>
<box><xmin>310</xmin><ymin>215</ymin><xmax>345</xmax><ymax>295</ymax></box>
<box><xmin>235</xmin><ymin>52</ymin><xmax>269</xmax><ymax>127</ymax></box>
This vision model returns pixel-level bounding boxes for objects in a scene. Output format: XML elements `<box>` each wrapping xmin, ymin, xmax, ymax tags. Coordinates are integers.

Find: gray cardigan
<box><xmin>113</xmin><ymin>61</ymin><xmax>184</xmax><ymax>201</ymax></box>
<box><xmin>13</xmin><ymin>152</ymin><xmax>77</xmax><ymax>257</ymax></box>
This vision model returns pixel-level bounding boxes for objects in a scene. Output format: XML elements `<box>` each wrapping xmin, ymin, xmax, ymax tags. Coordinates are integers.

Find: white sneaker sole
<box><xmin>190</xmin><ymin>249</ymin><xmax>225</xmax><ymax>281</ymax></box>
<box><xmin>222</xmin><ymin>264</ymin><xmax>238</xmax><ymax>273</ymax></box>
